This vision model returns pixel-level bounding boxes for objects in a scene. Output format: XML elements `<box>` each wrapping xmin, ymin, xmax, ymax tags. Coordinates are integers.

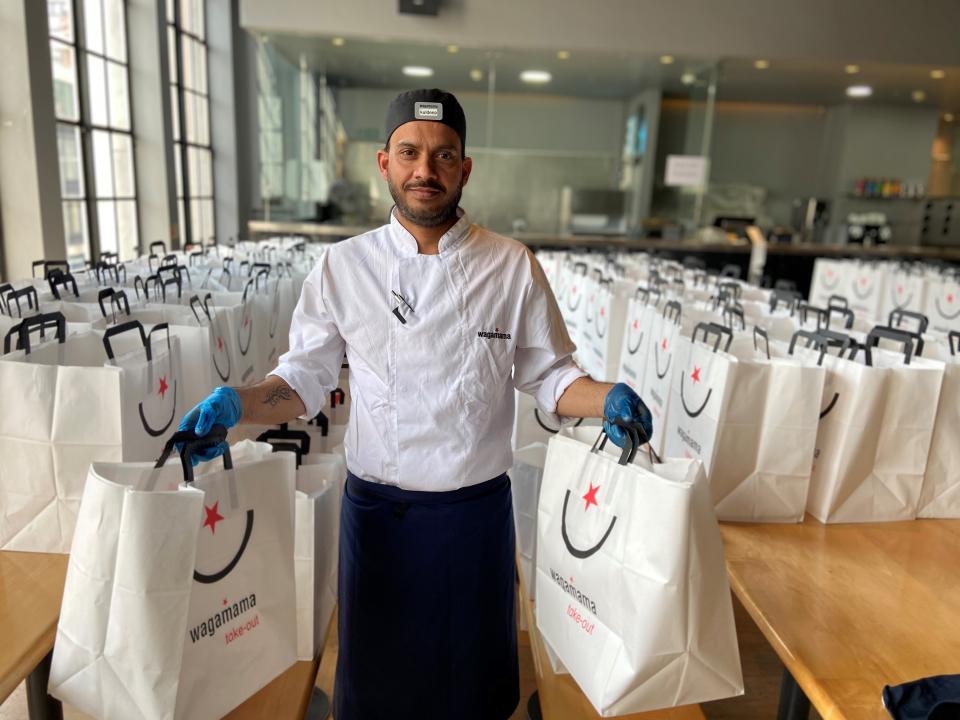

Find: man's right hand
<box><xmin>177</xmin><ymin>386</ymin><xmax>243</xmax><ymax>465</ymax></box>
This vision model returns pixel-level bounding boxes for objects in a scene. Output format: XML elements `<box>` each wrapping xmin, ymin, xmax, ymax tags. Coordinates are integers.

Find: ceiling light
<box><xmin>660</xmin><ymin>55</ymin><xmax>674</xmax><ymax>65</ymax></box>
<box><xmin>945</xmin><ymin>113</ymin><xmax>956</xmax><ymax>122</ymax></box>
<box><xmin>845</xmin><ymin>64</ymin><xmax>860</xmax><ymax>75</ymax></box>
<box><xmin>680</xmin><ymin>72</ymin><xmax>696</xmax><ymax>85</ymax></box>
<box><xmin>469</xmin><ymin>68</ymin><xmax>483</xmax><ymax>82</ymax></box>
<box><xmin>753</xmin><ymin>59</ymin><xmax>770</xmax><ymax>70</ymax></box>
<box><xmin>402</xmin><ymin>66</ymin><xmax>434</xmax><ymax>78</ymax></box>
<box><xmin>846</xmin><ymin>85</ymin><xmax>873</xmax><ymax>98</ymax></box>
<box><xmin>520</xmin><ymin>69</ymin><xmax>552</xmax><ymax>84</ymax></box>
<box><xmin>931</xmin><ymin>69</ymin><xmax>946</xmax><ymax>80</ymax></box>
<box><xmin>912</xmin><ymin>90</ymin><xmax>927</xmax><ymax>102</ymax></box>
<box><xmin>446</xmin><ymin>44</ymin><xmax>459</xmax><ymax>54</ymax></box>
<box><xmin>557</xmin><ymin>50</ymin><xmax>571</xmax><ymax>60</ymax></box>
<box><xmin>331</xmin><ymin>37</ymin><xmax>345</xmax><ymax>47</ymax></box>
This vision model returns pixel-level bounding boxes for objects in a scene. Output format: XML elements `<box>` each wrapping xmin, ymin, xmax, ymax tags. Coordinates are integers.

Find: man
<box><xmin>179</xmin><ymin>88</ymin><xmax>652</xmax><ymax>720</ymax></box>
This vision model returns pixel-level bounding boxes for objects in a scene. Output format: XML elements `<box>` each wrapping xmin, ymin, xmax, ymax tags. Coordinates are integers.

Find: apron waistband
<box><xmin>345</xmin><ymin>471</ymin><xmax>509</xmax><ymax>506</ymax></box>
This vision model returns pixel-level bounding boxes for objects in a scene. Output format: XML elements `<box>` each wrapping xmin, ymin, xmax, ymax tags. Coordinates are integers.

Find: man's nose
<box><xmin>412</xmin><ymin>154</ymin><xmax>438</xmax><ymax>180</ymax></box>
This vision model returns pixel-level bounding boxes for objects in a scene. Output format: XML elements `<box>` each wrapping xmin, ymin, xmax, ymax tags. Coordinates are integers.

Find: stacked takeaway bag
<box><xmin>49</xmin><ymin>427</ymin><xmax>298</xmax><ymax>719</ymax></box>
<box><xmin>535</xmin><ymin>425</ymin><xmax>743</xmax><ymax>715</ymax></box>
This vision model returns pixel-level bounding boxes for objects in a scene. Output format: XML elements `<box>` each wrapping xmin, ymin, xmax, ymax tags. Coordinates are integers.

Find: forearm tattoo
<box><xmin>261</xmin><ymin>385</ymin><xmax>292</xmax><ymax>407</ymax></box>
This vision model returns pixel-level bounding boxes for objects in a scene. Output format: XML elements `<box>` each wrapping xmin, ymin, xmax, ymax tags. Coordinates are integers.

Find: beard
<box><xmin>388</xmin><ymin>175</ymin><xmax>463</xmax><ymax>228</ymax></box>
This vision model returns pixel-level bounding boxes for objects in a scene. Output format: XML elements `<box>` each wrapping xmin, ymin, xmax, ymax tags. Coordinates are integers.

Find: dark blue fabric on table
<box><xmin>333</xmin><ymin>471</ymin><xmax>519</xmax><ymax>720</ymax></box>
<box><xmin>883</xmin><ymin>675</ymin><xmax>960</xmax><ymax>719</ymax></box>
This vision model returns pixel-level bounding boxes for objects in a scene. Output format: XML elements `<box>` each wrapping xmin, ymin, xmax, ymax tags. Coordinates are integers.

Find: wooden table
<box><xmin>0</xmin><ymin>550</ymin><xmax>324</xmax><ymax>720</ymax></box>
<box><xmin>0</xmin><ymin>551</ymin><xmax>68</xmax><ymax>719</ymax></box>
<box><xmin>516</xmin><ymin>563</ymin><xmax>705</xmax><ymax>720</ymax></box>
<box><xmin>721</xmin><ymin>517</ymin><xmax>960</xmax><ymax>720</ymax></box>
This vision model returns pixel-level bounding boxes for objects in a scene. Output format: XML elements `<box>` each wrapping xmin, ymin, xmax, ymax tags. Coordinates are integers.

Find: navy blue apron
<box><xmin>334</xmin><ymin>471</ymin><xmax>519</xmax><ymax>720</ymax></box>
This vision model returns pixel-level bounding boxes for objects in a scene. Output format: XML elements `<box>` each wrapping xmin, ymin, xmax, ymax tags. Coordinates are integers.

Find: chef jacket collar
<box><xmin>388</xmin><ymin>207</ymin><xmax>470</xmax><ymax>257</ymax></box>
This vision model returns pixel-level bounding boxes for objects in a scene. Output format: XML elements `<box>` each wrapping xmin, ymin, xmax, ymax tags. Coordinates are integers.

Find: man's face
<box><xmin>377</xmin><ymin>121</ymin><xmax>472</xmax><ymax>228</ymax></box>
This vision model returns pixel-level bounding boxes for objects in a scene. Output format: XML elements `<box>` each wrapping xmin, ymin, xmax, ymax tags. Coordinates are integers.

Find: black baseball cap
<box><xmin>385</xmin><ymin>88</ymin><xmax>466</xmax><ymax>151</ymax></box>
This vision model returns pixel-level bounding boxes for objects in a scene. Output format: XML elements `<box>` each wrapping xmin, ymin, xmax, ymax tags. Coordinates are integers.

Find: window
<box><xmin>167</xmin><ymin>0</ymin><xmax>214</xmax><ymax>246</ymax></box>
<box><xmin>48</xmin><ymin>0</ymin><xmax>139</xmax><ymax>266</ymax></box>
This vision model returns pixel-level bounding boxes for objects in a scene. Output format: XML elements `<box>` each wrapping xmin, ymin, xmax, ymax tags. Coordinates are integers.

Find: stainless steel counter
<box><xmin>246</xmin><ymin>220</ymin><xmax>960</xmax><ymax>262</ymax></box>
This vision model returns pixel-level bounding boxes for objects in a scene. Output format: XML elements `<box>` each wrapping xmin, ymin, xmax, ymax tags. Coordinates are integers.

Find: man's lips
<box><xmin>407</xmin><ymin>186</ymin><xmax>442</xmax><ymax>199</ymax></box>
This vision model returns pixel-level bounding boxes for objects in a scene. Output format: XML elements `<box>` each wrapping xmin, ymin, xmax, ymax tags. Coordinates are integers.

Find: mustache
<box><xmin>404</xmin><ymin>180</ymin><xmax>445</xmax><ymax>193</ymax></box>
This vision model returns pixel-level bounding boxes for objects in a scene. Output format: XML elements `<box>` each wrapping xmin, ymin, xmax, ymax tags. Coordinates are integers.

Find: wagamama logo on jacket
<box><xmin>478</xmin><ymin>327</ymin><xmax>512</xmax><ymax>340</ymax></box>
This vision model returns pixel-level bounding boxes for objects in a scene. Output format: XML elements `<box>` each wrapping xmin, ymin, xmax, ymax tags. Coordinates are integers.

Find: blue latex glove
<box><xmin>176</xmin><ymin>386</ymin><xmax>242</xmax><ymax>465</ymax></box>
<box><xmin>603</xmin><ymin>383</ymin><xmax>654</xmax><ymax>450</ymax></box>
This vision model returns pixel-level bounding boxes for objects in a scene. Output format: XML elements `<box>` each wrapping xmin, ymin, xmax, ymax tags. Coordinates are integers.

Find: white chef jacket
<box><xmin>269</xmin><ymin>209</ymin><xmax>586</xmax><ymax>491</ymax></box>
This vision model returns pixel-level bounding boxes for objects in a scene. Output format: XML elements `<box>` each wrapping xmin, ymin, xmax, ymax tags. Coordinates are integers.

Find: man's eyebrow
<box><xmin>396</xmin><ymin>140</ymin><xmax>420</xmax><ymax>148</ymax></box>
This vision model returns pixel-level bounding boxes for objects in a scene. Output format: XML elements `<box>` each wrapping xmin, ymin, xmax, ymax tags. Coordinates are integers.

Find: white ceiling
<box><xmin>266</xmin><ymin>34</ymin><xmax>960</xmax><ymax>113</ymax></box>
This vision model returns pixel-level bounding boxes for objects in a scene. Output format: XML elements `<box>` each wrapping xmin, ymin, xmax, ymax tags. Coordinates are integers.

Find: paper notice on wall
<box><xmin>665</xmin><ymin>155</ymin><xmax>709</xmax><ymax>187</ymax></box>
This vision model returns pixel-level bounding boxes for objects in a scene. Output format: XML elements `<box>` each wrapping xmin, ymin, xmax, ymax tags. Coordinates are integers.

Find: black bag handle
<box><xmin>7</xmin><ymin>286</ymin><xmax>39</xmax><ymax>318</ymax></box>
<box><xmin>799</xmin><ymin>303</ymin><xmax>829</xmax><ymax>331</ymax></box>
<box><xmin>177</xmin><ymin>264</ymin><xmax>192</xmax><ymax>288</ymax></box>
<box><xmin>692</xmin><ymin>321</ymin><xmax>733</xmax><ymax>353</ymax></box>
<box><xmin>255</xmin><ymin>424</ymin><xmax>312</xmax><ymax>455</ymax></box>
<box><xmin>32</xmin><ymin>260</ymin><xmax>69</xmax><ymax>279</ymax></box>
<box><xmin>721</xmin><ymin>263</ymin><xmax>742</xmax><ymax>279</ymax></box>
<box><xmin>99</xmin><ymin>250</ymin><xmax>118</xmax><ymax>265</ymax></box>
<box><xmin>254</xmin><ymin>268</ymin><xmax>270</xmax><ymax>293</ymax></box>
<box><xmin>102</xmin><ymin>319</ymin><xmax>150</xmax><ymax>361</ymax></box>
<box><xmin>307</xmin><ymin>410</ymin><xmax>329</xmax><ymax>436</ymax></box>
<box><xmin>949</xmin><ymin>331</ymin><xmax>959</xmax><ymax>357</ymax></box>
<box><xmin>150</xmin><ymin>241</ymin><xmax>167</xmax><ymax>255</ymax></box>
<box><xmin>754</xmin><ymin>326</ymin><xmax>771</xmax><ymax>360</ymax></box>
<box><xmin>591</xmin><ymin>418</ymin><xmax>661</xmax><ymax>466</ymax></box>
<box><xmin>162</xmin><ymin>275</ymin><xmax>183</xmax><ymax>300</ymax></box>
<box><xmin>773</xmin><ymin>279</ymin><xmax>797</xmax><ymax>292</ymax></box>
<box><xmin>98</xmin><ymin>288</ymin><xmax>121</xmax><ymax>318</ymax></box>
<box><xmin>7</xmin><ymin>312</ymin><xmax>67</xmax><ymax>355</ymax></box>
<box><xmin>133</xmin><ymin>275</ymin><xmax>146</xmax><ymax>300</ymax></box>
<box><xmin>888</xmin><ymin>308</ymin><xmax>929</xmax><ymax>336</ymax></box>
<box><xmin>161</xmin><ymin>253</ymin><xmax>178</xmax><ymax>268</ymax></box>
<box><xmin>48</xmin><ymin>272</ymin><xmax>79</xmax><ymax>300</ymax></box>
<box><xmin>769</xmin><ymin>288</ymin><xmax>801</xmax><ymax>315</ymax></box>
<box><xmin>683</xmin><ymin>256</ymin><xmax>706</xmax><ymax>271</ymax></box>
<box><xmin>251</xmin><ymin>262</ymin><xmax>271</xmax><ymax>277</ymax></box>
<box><xmin>189</xmin><ymin>251</ymin><xmax>204</xmax><ymax>266</ymax></box>
<box><xmin>827</xmin><ymin>305</ymin><xmax>855</xmax><ymax>330</ymax></box>
<box><xmin>864</xmin><ymin>326</ymin><xmax>915</xmax><ymax>366</ymax></box>
<box><xmin>828</xmin><ymin>294</ymin><xmax>849</xmax><ymax>310</ymax></box>
<box><xmin>267</xmin><ymin>441</ymin><xmax>303</xmax><ymax>469</ymax></box>
<box><xmin>662</xmin><ymin>299</ymin><xmax>682</xmax><ymax>325</ymax></box>
<box><xmin>722</xmin><ymin>305</ymin><xmax>746</xmax><ymax>331</ymax></box>
<box><xmin>0</xmin><ymin>283</ymin><xmax>11</xmax><ymax>315</ymax></box>
<box><xmin>154</xmin><ymin>425</ymin><xmax>232</xmax><ymax>485</ymax></box>
<box><xmin>146</xmin><ymin>322</ymin><xmax>172</xmax><ymax>359</ymax></box>
<box><xmin>239</xmin><ymin>260</ymin><xmax>251</xmax><ymax>277</ymax></box>
<box><xmin>144</xmin><ymin>274</ymin><xmax>165</xmax><ymax>302</ymax></box>
<box><xmin>692</xmin><ymin>270</ymin><xmax>708</xmax><ymax>288</ymax></box>
<box><xmin>718</xmin><ymin>281</ymin><xmax>742</xmax><ymax>299</ymax></box>
<box><xmin>189</xmin><ymin>294</ymin><xmax>209</xmax><ymax>323</ymax></box>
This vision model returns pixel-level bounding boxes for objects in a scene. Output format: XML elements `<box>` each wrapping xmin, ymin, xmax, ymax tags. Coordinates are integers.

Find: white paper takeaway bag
<box><xmin>806</xmin><ymin>327</ymin><xmax>944</xmax><ymax>523</ymax></box>
<box><xmin>49</xmin><ymin>431</ymin><xmax>298</xmax><ymax>720</ymax></box>
<box><xmin>616</xmin><ymin>288</ymin><xmax>660</xmax><ymax>392</ymax></box>
<box><xmin>917</xmin><ymin>332</ymin><xmax>960</xmax><ymax>518</ymax></box>
<box><xmin>535</xmin><ymin>427</ymin><xmax>742</xmax><ymax>716</ymax></box>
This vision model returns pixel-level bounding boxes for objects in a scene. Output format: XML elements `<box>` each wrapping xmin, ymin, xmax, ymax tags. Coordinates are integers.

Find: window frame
<box><xmin>48</xmin><ymin>0</ymin><xmax>141</xmax><ymax>264</ymax></box>
<box><xmin>167</xmin><ymin>0</ymin><xmax>215</xmax><ymax>247</ymax></box>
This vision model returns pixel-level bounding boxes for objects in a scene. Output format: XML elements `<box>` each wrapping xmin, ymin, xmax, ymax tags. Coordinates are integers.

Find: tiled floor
<box><xmin>1</xmin><ymin>594</ymin><xmax>818</xmax><ymax>720</ymax></box>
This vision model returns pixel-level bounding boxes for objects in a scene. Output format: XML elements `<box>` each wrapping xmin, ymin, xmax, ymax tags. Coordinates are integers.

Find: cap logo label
<box><xmin>414</xmin><ymin>101</ymin><xmax>443</xmax><ymax>121</ymax></box>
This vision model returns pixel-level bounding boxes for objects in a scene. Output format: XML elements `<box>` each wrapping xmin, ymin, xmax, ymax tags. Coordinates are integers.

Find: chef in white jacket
<box><xmin>178</xmin><ymin>88</ymin><xmax>652</xmax><ymax>720</ymax></box>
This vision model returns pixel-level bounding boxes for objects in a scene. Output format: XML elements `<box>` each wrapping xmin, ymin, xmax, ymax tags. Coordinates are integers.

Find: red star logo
<box><xmin>859</xmin><ymin>277</ymin><xmax>867</xmax><ymax>286</ymax></box>
<box><xmin>217</xmin><ymin>336</ymin><xmax>224</xmax><ymax>351</ymax></box>
<box><xmin>158</xmin><ymin>376</ymin><xmax>168</xmax><ymax>398</ymax></box>
<box><xmin>827</xmin><ymin>270</ymin><xmax>833</xmax><ymax>278</ymax></box>
<box><xmin>661</xmin><ymin>338</ymin><xmax>667</xmax><ymax>350</ymax></box>
<box><xmin>897</xmin><ymin>285</ymin><xmax>904</xmax><ymax>294</ymax></box>
<box><xmin>223</xmin><ymin>598</ymin><xmax>228</xmax><ymax>606</ymax></box>
<box><xmin>582</xmin><ymin>482</ymin><xmax>600</xmax><ymax>511</ymax></box>
<box><xmin>948</xmin><ymin>294</ymin><xmax>955</xmax><ymax>304</ymax></box>
<box><xmin>571</xmin><ymin>286</ymin><xmax>577</xmax><ymax>294</ymax></box>
<box><xmin>203</xmin><ymin>501</ymin><xmax>224</xmax><ymax>534</ymax></box>
<box><xmin>600</xmin><ymin>307</ymin><xmax>605</xmax><ymax>317</ymax></box>
<box><xmin>243</xmin><ymin>314</ymin><xmax>249</xmax><ymax>328</ymax></box>
<box><xmin>633</xmin><ymin>319</ymin><xmax>639</xmax><ymax>330</ymax></box>
<box><xmin>691</xmin><ymin>366</ymin><xmax>702</xmax><ymax>384</ymax></box>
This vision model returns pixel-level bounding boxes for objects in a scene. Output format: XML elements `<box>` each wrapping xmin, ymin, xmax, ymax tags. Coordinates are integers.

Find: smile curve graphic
<box><xmin>595</xmin><ymin>306</ymin><xmax>607</xmax><ymax>338</ymax></box>
<box><xmin>891</xmin><ymin>286</ymin><xmax>914</xmax><ymax>310</ymax></box>
<box><xmin>238</xmin><ymin>305</ymin><xmax>253</xmax><ymax>356</ymax></box>
<box><xmin>566</xmin><ymin>293</ymin><xmax>582</xmax><ymax>314</ymax></box>
<box><xmin>138</xmin><ymin>380</ymin><xmax>178</xmax><ymax>437</ymax></box>
<box><xmin>561</xmin><ymin>489</ymin><xmax>617</xmax><ymax>559</ymax></box>
<box><xmin>935</xmin><ymin>297</ymin><xmax>960</xmax><ymax>321</ymax></box>
<box><xmin>819</xmin><ymin>392</ymin><xmax>839</xmax><ymax>420</ymax></box>
<box><xmin>194</xmin><ymin>509</ymin><xmax>254</xmax><ymax>585</ymax></box>
<box><xmin>680</xmin><ymin>372</ymin><xmax>713</xmax><ymax>418</ymax></box>
<box><xmin>654</xmin><ymin>344</ymin><xmax>671</xmax><ymax>379</ymax></box>
<box><xmin>626</xmin><ymin>326</ymin><xmax>644</xmax><ymax>355</ymax></box>
<box><xmin>821</xmin><ymin>273</ymin><xmax>840</xmax><ymax>291</ymax></box>
<box><xmin>211</xmin><ymin>316</ymin><xmax>231</xmax><ymax>382</ymax></box>
<box><xmin>851</xmin><ymin>279</ymin><xmax>873</xmax><ymax>300</ymax></box>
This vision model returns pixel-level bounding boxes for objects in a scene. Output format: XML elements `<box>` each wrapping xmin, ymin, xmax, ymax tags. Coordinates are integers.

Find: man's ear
<box><xmin>461</xmin><ymin>156</ymin><xmax>473</xmax><ymax>187</ymax></box>
<box><xmin>376</xmin><ymin>148</ymin><xmax>390</xmax><ymax>180</ymax></box>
